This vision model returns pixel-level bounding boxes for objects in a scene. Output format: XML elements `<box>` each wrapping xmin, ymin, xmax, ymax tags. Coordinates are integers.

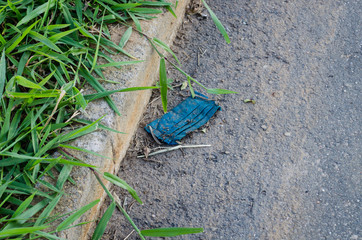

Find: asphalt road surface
<box><xmin>102</xmin><ymin>1</ymin><xmax>361</xmax><ymax>239</ymax></box>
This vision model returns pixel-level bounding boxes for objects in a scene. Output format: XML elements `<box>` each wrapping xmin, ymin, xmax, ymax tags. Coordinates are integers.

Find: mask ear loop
<box><xmin>148</xmin><ymin>126</ymin><xmax>162</xmax><ymax>145</ymax></box>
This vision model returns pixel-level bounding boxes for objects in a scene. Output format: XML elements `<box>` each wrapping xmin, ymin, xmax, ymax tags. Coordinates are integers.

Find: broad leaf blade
<box><xmin>127</xmin><ymin>11</ymin><xmax>141</xmax><ymax>31</ymax></box>
<box><xmin>11</xmin><ymin>192</ymin><xmax>35</xmax><ymax>218</ymax></box>
<box><xmin>202</xmin><ymin>0</ymin><xmax>230</xmax><ymax>44</ymax></box>
<box><xmin>73</xmin><ymin>118</ymin><xmax>126</xmax><ymax>134</ymax></box>
<box><xmin>28</xmin><ymin>31</ymin><xmax>62</xmax><ymax>53</ymax></box>
<box><xmin>91</xmin><ymin>202</ymin><xmax>116</xmax><ymax>240</ymax></box>
<box><xmin>0</xmin><ymin>226</ymin><xmax>49</xmax><ymax>237</ymax></box>
<box><xmin>119</xmin><ymin>27</ymin><xmax>132</xmax><ymax>48</ymax></box>
<box><xmin>159</xmin><ymin>58</ymin><xmax>168</xmax><ymax>113</ymax></box>
<box><xmin>104</xmin><ymin>172</ymin><xmax>142</xmax><ymax>204</ymax></box>
<box><xmin>207</xmin><ymin>88</ymin><xmax>238</xmax><ymax>94</ymax></box>
<box><xmin>56</xmin><ymin>199</ymin><xmax>100</xmax><ymax>232</ymax></box>
<box><xmin>94</xmin><ymin>60</ymin><xmax>143</xmax><ymax>69</ymax></box>
<box><xmin>84</xmin><ymin>86</ymin><xmax>158</xmax><ymax>101</ymax></box>
<box><xmin>15</xmin><ymin>76</ymin><xmax>43</xmax><ymax>89</ymax></box>
<box><xmin>7</xmin><ymin>20</ymin><xmax>41</xmax><ymax>54</ymax></box>
<box><xmin>16</xmin><ymin>1</ymin><xmax>55</xmax><ymax>27</ymax></box>
<box><xmin>91</xmin><ymin>14</ymin><xmax>104</xmax><ymax>72</ymax></box>
<box><xmin>187</xmin><ymin>76</ymin><xmax>195</xmax><ymax>98</ymax></box>
<box><xmin>153</xmin><ymin>38</ymin><xmax>181</xmax><ymax>66</ymax></box>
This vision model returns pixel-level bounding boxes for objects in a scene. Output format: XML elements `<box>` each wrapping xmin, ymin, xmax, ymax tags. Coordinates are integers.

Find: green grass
<box><xmin>0</xmin><ymin>0</ymin><xmax>230</xmax><ymax>239</ymax></box>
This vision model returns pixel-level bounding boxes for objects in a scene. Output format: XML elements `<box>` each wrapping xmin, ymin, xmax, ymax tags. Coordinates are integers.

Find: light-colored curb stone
<box><xmin>55</xmin><ymin>1</ymin><xmax>190</xmax><ymax>239</ymax></box>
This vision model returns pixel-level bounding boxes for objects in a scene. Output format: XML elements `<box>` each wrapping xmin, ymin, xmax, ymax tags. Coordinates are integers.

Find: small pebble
<box><xmin>284</xmin><ymin>132</ymin><xmax>291</xmax><ymax>137</ymax></box>
<box><xmin>261</xmin><ymin>125</ymin><xmax>268</xmax><ymax>131</ymax></box>
<box><xmin>350</xmin><ymin>235</ymin><xmax>358</xmax><ymax>240</ymax></box>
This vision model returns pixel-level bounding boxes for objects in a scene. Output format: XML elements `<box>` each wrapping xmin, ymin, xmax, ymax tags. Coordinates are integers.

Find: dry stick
<box><xmin>123</xmin><ymin>230</ymin><xmax>135</xmax><ymax>240</ymax></box>
<box><xmin>148</xmin><ymin>126</ymin><xmax>162</xmax><ymax>145</ymax></box>
<box><xmin>65</xmin><ymin>110</ymin><xmax>81</xmax><ymax>123</ymax></box>
<box><xmin>40</xmin><ymin>89</ymin><xmax>66</xmax><ymax>133</ymax></box>
<box><xmin>149</xmin><ymin>95</ymin><xmax>161</xmax><ymax>105</ymax></box>
<box><xmin>197</xmin><ymin>47</ymin><xmax>201</xmax><ymax>67</ymax></box>
<box><xmin>137</xmin><ymin>144</ymin><xmax>211</xmax><ymax>158</ymax></box>
<box><xmin>182</xmin><ymin>50</ymin><xmax>191</xmax><ymax>61</ymax></box>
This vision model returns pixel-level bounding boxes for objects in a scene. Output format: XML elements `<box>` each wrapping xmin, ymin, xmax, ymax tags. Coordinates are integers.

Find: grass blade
<box><xmin>127</xmin><ymin>11</ymin><xmax>141</xmax><ymax>31</ymax></box>
<box><xmin>48</xmin><ymin>27</ymin><xmax>81</xmax><ymax>42</ymax></box>
<box><xmin>7</xmin><ymin>20</ymin><xmax>40</xmax><ymax>54</ymax></box>
<box><xmin>0</xmin><ymin>226</ymin><xmax>49</xmax><ymax>238</ymax></box>
<box><xmin>16</xmin><ymin>1</ymin><xmax>55</xmax><ymax>27</ymax></box>
<box><xmin>33</xmin><ymin>230</ymin><xmax>65</xmax><ymax>239</ymax></box>
<box><xmin>0</xmin><ymin>181</ymin><xmax>11</xmax><ymax>200</ymax></box>
<box><xmin>104</xmin><ymin>172</ymin><xmax>142</xmax><ymax>204</ymax></box>
<box><xmin>207</xmin><ymin>88</ymin><xmax>238</xmax><ymax>94</ymax></box>
<box><xmin>28</xmin><ymin>31</ymin><xmax>62</xmax><ymax>53</ymax></box>
<box><xmin>56</xmin><ymin>199</ymin><xmax>100</xmax><ymax>232</ymax></box>
<box><xmin>0</xmin><ymin>49</ymin><xmax>5</xmax><ymax>97</ymax></box>
<box><xmin>159</xmin><ymin>0</ymin><xmax>177</xmax><ymax>17</ymax></box>
<box><xmin>75</xmin><ymin>0</ymin><xmax>83</xmax><ymax>22</ymax></box>
<box><xmin>99</xmin><ymin>36</ymin><xmax>136</xmax><ymax>59</ymax></box>
<box><xmin>91</xmin><ymin>12</ymin><xmax>105</xmax><ymax>72</ymax></box>
<box><xmin>72</xmin><ymin>87</ymin><xmax>87</xmax><ymax>110</ymax></box>
<box><xmin>59</xmin><ymin>144</ymin><xmax>111</xmax><ymax>160</ymax></box>
<box><xmin>91</xmin><ymin>202</ymin><xmax>116</xmax><ymax>240</ymax></box>
<box><xmin>201</xmin><ymin>0</ymin><xmax>230</xmax><ymax>44</ymax></box>
<box><xmin>59</xmin><ymin>116</ymin><xmax>101</xmax><ymax>142</ymax></box>
<box><xmin>6</xmin><ymin>91</ymin><xmax>60</xmax><ymax>99</ymax></box>
<box><xmin>43</xmin><ymin>158</ymin><xmax>96</xmax><ymax>168</ymax></box>
<box><xmin>73</xmin><ymin>118</ymin><xmax>125</xmax><ymax>134</ymax></box>
<box><xmin>55</xmin><ymin>164</ymin><xmax>72</xmax><ymax>190</ymax></box>
<box><xmin>94</xmin><ymin>60</ymin><xmax>144</xmax><ymax>69</ymax></box>
<box><xmin>16</xmin><ymin>51</ymin><xmax>30</xmax><ymax>76</ymax></box>
<box><xmin>78</xmin><ymin>68</ymin><xmax>121</xmax><ymax>115</ymax></box>
<box><xmin>15</xmin><ymin>76</ymin><xmax>44</xmax><ymax>89</ymax></box>
<box><xmin>159</xmin><ymin>58</ymin><xmax>168</xmax><ymax>112</ymax></box>
<box><xmin>119</xmin><ymin>27</ymin><xmax>132</xmax><ymax>48</ymax></box>
<box><xmin>153</xmin><ymin>38</ymin><xmax>181</xmax><ymax>66</ymax></box>
<box><xmin>187</xmin><ymin>76</ymin><xmax>195</xmax><ymax>98</ymax></box>
<box><xmin>8</xmin><ymin>198</ymin><xmax>51</xmax><ymax>226</ymax></box>
<box><xmin>84</xmin><ymin>86</ymin><xmax>158</xmax><ymax>102</ymax></box>
<box><xmin>73</xmin><ymin>21</ymin><xmax>96</xmax><ymax>41</ymax></box>
<box><xmin>11</xmin><ymin>192</ymin><xmax>35</xmax><ymax>218</ymax></box>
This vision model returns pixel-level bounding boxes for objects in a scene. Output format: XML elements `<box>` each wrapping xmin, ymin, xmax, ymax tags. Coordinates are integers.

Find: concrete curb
<box><xmin>55</xmin><ymin>1</ymin><xmax>190</xmax><ymax>239</ymax></box>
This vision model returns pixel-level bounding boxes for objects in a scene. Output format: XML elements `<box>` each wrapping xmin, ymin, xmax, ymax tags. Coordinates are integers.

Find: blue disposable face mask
<box><xmin>145</xmin><ymin>93</ymin><xmax>221</xmax><ymax>145</ymax></box>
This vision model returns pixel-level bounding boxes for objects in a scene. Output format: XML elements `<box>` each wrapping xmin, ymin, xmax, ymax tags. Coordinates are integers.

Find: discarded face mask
<box><xmin>145</xmin><ymin>93</ymin><xmax>221</xmax><ymax>145</ymax></box>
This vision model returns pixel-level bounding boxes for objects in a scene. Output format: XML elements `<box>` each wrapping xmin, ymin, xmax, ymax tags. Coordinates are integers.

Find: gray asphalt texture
<box><xmin>102</xmin><ymin>1</ymin><xmax>361</xmax><ymax>239</ymax></box>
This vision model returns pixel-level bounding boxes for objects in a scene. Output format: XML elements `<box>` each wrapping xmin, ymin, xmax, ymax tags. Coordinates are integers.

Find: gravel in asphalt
<box><xmin>101</xmin><ymin>1</ymin><xmax>361</xmax><ymax>239</ymax></box>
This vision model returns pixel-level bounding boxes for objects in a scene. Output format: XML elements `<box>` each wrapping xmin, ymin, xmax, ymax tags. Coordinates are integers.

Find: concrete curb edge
<box><xmin>54</xmin><ymin>1</ymin><xmax>191</xmax><ymax>239</ymax></box>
